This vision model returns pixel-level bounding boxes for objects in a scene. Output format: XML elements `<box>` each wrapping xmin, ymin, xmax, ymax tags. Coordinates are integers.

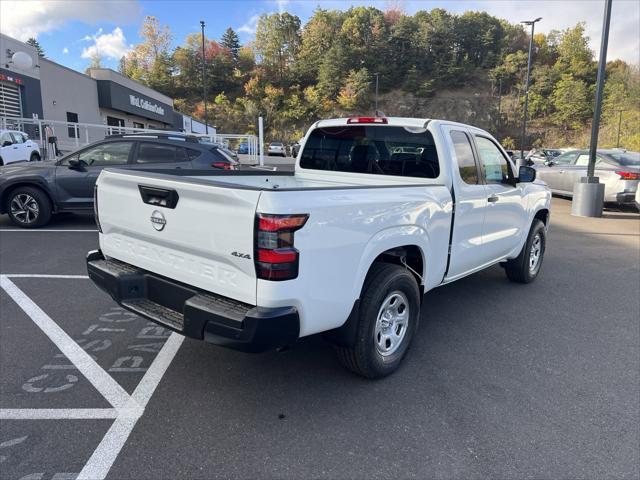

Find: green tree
<box><xmin>26</xmin><ymin>37</ymin><xmax>45</xmax><ymax>57</ymax></box>
<box><xmin>221</xmin><ymin>27</ymin><xmax>241</xmax><ymax>60</ymax></box>
<box><xmin>553</xmin><ymin>23</ymin><xmax>595</xmax><ymax>83</ymax></box>
<box><xmin>337</xmin><ymin>68</ymin><xmax>371</xmax><ymax>111</ymax></box>
<box><xmin>296</xmin><ymin>8</ymin><xmax>344</xmax><ymax>84</ymax></box>
<box><xmin>551</xmin><ymin>74</ymin><xmax>591</xmax><ymax>130</ymax></box>
<box><xmin>254</xmin><ymin>12</ymin><xmax>302</xmax><ymax>84</ymax></box>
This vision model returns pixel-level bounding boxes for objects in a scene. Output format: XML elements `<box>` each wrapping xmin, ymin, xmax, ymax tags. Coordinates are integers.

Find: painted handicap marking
<box><xmin>0</xmin><ymin>274</ymin><xmax>184</xmax><ymax>480</ymax></box>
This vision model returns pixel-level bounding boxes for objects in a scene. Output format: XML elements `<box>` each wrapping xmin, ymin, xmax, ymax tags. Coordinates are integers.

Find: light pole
<box><xmin>200</xmin><ymin>20</ymin><xmax>209</xmax><ymax>134</ymax></box>
<box><xmin>373</xmin><ymin>72</ymin><xmax>379</xmax><ymax>115</ymax></box>
<box><xmin>519</xmin><ymin>17</ymin><xmax>542</xmax><ymax>161</ymax></box>
<box><xmin>571</xmin><ymin>0</ymin><xmax>612</xmax><ymax>217</ymax></box>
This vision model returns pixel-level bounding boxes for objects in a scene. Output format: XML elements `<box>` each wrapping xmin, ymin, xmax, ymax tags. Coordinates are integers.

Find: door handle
<box><xmin>558</xmin><ymin>170</ymin><xmax>565</xmax><ymax>174</ymax></box>
<box><xmin>488</xmin><ymin>195</ymin><xmax>499</xmax><ymax>203</ymax></box>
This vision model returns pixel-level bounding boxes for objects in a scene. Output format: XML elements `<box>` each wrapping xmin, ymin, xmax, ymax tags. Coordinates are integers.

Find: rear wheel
<box><xmin>7</xmin><ymin>186</ymin><xmax>52</xmax><ymax>228</ymax></box>
<box><xmin>505</xmin><ymin>219</ymin><xmax>546</xmax><ymax>283</ymax></box>
<box><xmin>30</xmin><ymin>152</ymin><xmax>40</xmax><ymax>162</ymax></box>
<box><xmin>336</xmin><ymin>263</ymin><xmax>420</xmax><ymax>378</ymax></box>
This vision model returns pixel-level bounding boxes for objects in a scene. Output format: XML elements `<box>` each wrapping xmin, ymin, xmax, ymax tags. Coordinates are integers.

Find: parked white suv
<box><xmin>0</xmin><ymin>130</ymin><xmax>41</xmax><ymax>165</ymax></box>
<box><xmin>87</xmin><ymin>117</ymin><xmax>551</xmax><ymax>378</ymax></box>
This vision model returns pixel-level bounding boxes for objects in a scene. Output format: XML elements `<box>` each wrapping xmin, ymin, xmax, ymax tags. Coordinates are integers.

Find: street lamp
<box><xmin>572</xmin><ymin>0</ymin><xmax>612</xmax><ymax>217</ymax></box>
<box><xmin>519</xmin><ymin>17</ymin><xmax>542</xmax><ymax>161</ymax></box>
<box><xmin>200</xmin><ymin>20</ymin><xmax>209</xmax><ymax>135</ymax></box>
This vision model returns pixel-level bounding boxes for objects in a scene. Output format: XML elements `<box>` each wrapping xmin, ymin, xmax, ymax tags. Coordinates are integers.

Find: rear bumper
<box><xmin>86</xmin><ymin>250</ymin><xmax>299</xmax><ymax>353</ymax></box>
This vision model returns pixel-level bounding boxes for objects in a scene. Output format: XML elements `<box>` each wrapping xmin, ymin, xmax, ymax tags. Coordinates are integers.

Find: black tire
<box><xmin>30</xmin><ymin>152</ymin><xmax>40</xmax><ymax>162</ymax></box>
<box><xmin>505</xmin><ymin>219</ymin><xmax>546</xmax><ymax>283</ymax></box>
<box><xmin>0</xmin><ymin>157</ymin><xmax>3</xmax><ymax>166</ymax></box>
<box><xmin>6</xmin><ymin>186</ymin><xmax>52</xmax><ymax>228</ymax></box>
<box><xmin>336</xmin><ymin>263</ymin><xmax>421</xmax><ymax>378</ymax></box>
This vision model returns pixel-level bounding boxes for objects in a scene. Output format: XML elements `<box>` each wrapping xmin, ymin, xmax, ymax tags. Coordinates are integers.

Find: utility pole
<box><xmin>373</xmin><ymin>72</ymin><xmax>380</xmax><ymax>115</ymax></box>
<box><xmin>497</xmin><ymin>76</ymin><xmax>503</xmax><ymax>139</ymax></box>
<box><xmin>571</xmin><ymin>0</ymin><xmax>612</xmax><ymax>217</ymax></box>
<box><xmin>200</xmin><ymin>20</ymin><xmax>209</xmax><ymax>135</ymax></box>
<box><xmin>519</xmin><ymin>17</ymin><xmax>542</xmax><ymax>161</ymax></box>
<box><xmin>616</xmin><ymin>109</ymin><xmax>624</xmax><ymax>148</ymax></box>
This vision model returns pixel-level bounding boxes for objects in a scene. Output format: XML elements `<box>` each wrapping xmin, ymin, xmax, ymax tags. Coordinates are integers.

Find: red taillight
<box><xmin>258</xmin><ymin>214</ymin><xmax>308</xmax><ymax>231</ymax></box>
<box><xmin>616</xmin><ymin>170</ymin><xmax>640</xmax><ymax>180</ymax></box>
<box><xmin>212</xmin><ymin>161</ymin><xmax>232</xmax><ymax>170</ymax></box>
<box><xmin>255</xmin><ymin>213</ymin><xmax>308</xmax><ymax>281</ymax></box>
<box><xmin>346</xmin><ymin>116</ymin><xmax>388</xmax><ymax>124</ymax></box>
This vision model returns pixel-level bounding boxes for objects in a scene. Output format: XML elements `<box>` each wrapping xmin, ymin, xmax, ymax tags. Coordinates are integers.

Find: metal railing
<box><xmin>0</xmin><ymin>116</ymin><xmax>260</xmax><ymax>162</ymax></box>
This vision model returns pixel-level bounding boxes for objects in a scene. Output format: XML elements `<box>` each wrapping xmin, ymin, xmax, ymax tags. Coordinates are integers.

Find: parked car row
<box><xmin>533</xmin><ymin>149</ymin><xmax>639</xmax><ymax>206</ymax></box>
<box><xmin>0</xmin><ymin>132</ymin><xmax>238</xmax><ymax>228</ymax></box>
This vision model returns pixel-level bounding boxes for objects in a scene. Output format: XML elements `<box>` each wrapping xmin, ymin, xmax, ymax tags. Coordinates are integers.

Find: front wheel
<box><xmin>7</xmin><ymin>186</ymin><xmax>52</xmax><ymax>228</ymax></box>
<box><xmin>335</xmin><ymin>263</ymin><xmax>421</xmax><ymax>378</ymax></box>
<box><xmin>505</xmin><ymin>219</ymin><xmax>546</xmax><ymax>283</ymax></box>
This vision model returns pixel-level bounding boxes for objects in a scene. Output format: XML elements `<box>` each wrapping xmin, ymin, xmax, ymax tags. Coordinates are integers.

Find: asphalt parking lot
<box><xmin>0</xmin><ymin>198</ymin><xmax>638</xmax><ymax>480</ymax></box>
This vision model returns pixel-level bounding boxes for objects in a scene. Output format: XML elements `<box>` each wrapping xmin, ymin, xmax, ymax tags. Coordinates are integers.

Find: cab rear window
<box><xmin>300</xmin><ymin>126</ymin><xmax>440</xmax><ymax>178</ymax></box>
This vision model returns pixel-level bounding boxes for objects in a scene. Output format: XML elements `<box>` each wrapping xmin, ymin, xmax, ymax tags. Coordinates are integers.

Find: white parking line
<box><xmin>1</xmin><ymin>274</ymin><xmax>184</xmax><ymax>480</ymax></box>
<box><xmin>77</xmin><ymin>333</ymin><xmax>184</xmax><ymax>480</ymax></box>
<box><xmin>5</xmin><ymin>274</ymin><xmax>89</xmax><ymax>279</ymax></box>
<box><xmin>0</xmin><ymin>276</ymin><xmax>132</xmax><ymax>409</ymax></box>
<box><xmin>0</xmin><ymin>229</ymin><xmax>97</xmax><ymax>232</ymax></box>
<box><xmin>0</xmin><ymin>408</ymin><xmax>119</xmax><ymax>420</ymax></box>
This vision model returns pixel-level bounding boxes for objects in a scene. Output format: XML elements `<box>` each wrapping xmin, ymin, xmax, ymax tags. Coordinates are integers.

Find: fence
<box><xmin>0</xmin><ymin>116</ymin><xmax>260</xmax><ymax>163</ymax></box>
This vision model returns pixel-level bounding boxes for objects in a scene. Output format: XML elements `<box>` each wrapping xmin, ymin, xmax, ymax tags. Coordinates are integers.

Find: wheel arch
<box><xmin>353</xmin><ymin>226</ymin><xmax>430</xmax><ymax>299</ymax></box>
<box><xmin>0</xmin><ymin>181</ymin><xmax>55</xmax><ymax>214</ymax></box>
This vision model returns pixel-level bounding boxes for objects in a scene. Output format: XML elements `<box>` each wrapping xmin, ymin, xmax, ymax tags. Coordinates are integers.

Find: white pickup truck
<box><xmin>87</xmin><ymin>117</ymin><xmax>551</xmax><ymax>378</ymax></box>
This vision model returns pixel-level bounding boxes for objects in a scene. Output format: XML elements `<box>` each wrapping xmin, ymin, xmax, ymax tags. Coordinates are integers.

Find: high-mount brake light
<box><xmin>616</xmin><ymin>170</ymin><xmax>640</xmax><ymax>180</ymax></box>
<box><xmin>347</xmin><ymin>116</ymin><xmax>388</xmax><ymax>124</ymax></box>
<box><xmin>255</xmin><ymin>213</ymin><xmax>308</xmax><ymax>281</ymax></box>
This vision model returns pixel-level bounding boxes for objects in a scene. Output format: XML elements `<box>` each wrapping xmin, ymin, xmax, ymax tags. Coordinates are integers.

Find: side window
<box><xmin>136</xmin><ymin>143</ymin><xmax>188</xmax><ymax>164</ymax></box>
<box><xmin>78</xmin><ymin>141</ymin><xmax>132</xmax><ymax>166</ymax></box>
<box><xmin>553</xmin><ymin>152</ymin><xmax>577</xmax><ymax>165</ymax></box>
<box><xmin>450</xmin><ymin>130</ymin><xmax>478</xmax><ymax>184</ymax></box>
<box><xmin>186</xmin><ymin>148</ymin><xmax>202</xmax><ymax>161</ymax></box>
<box><xmin>12</xmin><ymin>132</ymin><xmax>26</xmax><ymax>143</ymax></box>
<box><xmin>1</xmin><ymin>132</ymin><xmax>13</xmax><ymax>146</ymax></box>
<box><xmin>475</xmin><ymin>136</ymin><xmax>513</xmax><ymax>184</ymax></box>
<box><xmin>575</xmin><ymin>154</ymin><xmax>590</xmax><ymax>166</ymax></box>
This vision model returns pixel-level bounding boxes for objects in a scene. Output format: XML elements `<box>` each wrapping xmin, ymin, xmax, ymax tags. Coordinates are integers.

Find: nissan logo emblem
<box><xmin>150</xmin><ymin>210</ymin><xmax>166</xmax><ymax>231</ymax></box>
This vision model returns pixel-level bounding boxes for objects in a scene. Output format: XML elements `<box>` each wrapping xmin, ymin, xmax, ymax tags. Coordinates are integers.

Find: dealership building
<box><xmin>0</xmin><ymin>33</ymin><xmax>209</xmax><ymax>149</ymax></box>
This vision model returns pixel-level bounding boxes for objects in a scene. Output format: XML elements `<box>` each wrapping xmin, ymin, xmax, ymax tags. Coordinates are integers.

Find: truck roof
<box><xmin>312</xmin><ymin>117</ymin><xmax>488</xmax><ymax>135</ymax></box>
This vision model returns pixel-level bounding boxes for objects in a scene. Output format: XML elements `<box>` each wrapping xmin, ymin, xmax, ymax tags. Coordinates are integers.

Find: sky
<box><xmin>1</xmin><ymin>0</ymin><xmax>638</xmax><ymax>73</ymax></box>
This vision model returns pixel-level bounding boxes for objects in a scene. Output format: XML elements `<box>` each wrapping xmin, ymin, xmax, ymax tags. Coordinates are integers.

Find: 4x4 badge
<box><xmin>231</xmin><ymin>251</ymin><xmax>251</xmax><ymax>259</ymax></box>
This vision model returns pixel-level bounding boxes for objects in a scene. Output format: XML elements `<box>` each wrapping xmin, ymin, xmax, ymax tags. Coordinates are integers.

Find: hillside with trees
<box><xmin>118</xmin><ymin>7</ymin><xmax>639</xmax><ymax>149</ymax></box>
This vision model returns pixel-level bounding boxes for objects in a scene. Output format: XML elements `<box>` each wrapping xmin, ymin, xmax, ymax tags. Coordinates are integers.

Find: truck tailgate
<box><xmin>96</xmin><ymin>170</ymin><xmax>260</xmax><ymax>305</ymax></box>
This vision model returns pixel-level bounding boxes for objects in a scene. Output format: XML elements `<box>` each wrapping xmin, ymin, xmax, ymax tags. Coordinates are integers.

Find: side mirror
<box><xmin>545</xmin><ymin>160</ymin><xmax>555</xmax><ymax>167</ymax></box>
<box><xmin>68</xmin><ymin>158</ymin><xmax>83</xmax><ymax>170</ymax></box>
<box><xmin>518</xmin><ymin>165</ymin><xmax>536</xmax><ymax>183</ymax></box>
<box><xmin>2</xmin><ymin>140</ymin><xmax>12</xmax><ymax>147</ymax></box>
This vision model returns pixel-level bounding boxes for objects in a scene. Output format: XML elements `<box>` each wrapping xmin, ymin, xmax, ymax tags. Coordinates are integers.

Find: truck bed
<box><xmin>123</xmin><ymin>168</ymin><xmax>442</xmax><ymax>191</ymax></box>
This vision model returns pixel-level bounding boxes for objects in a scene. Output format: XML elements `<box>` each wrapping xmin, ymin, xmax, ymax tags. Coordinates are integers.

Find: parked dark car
<box><xmin>0</xmin><ymin>133</ymin><xmax>238</xmax><ymax>228</ymax></box>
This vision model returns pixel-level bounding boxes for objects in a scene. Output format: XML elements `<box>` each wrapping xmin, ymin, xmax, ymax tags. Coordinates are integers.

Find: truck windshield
<box><xmin>300</xmin><ymin>126</ymin><xmax>440</xmax><ymax>178</ymax></box>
